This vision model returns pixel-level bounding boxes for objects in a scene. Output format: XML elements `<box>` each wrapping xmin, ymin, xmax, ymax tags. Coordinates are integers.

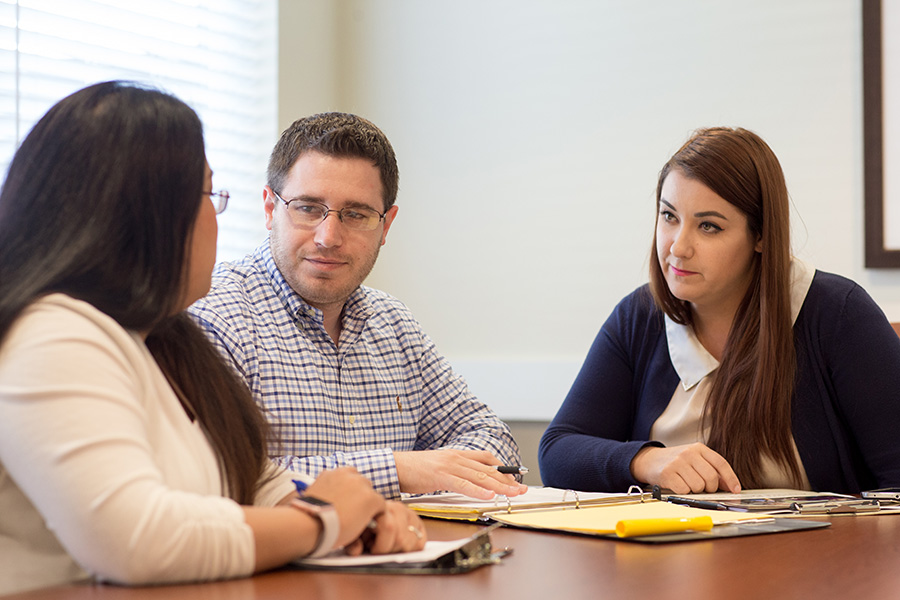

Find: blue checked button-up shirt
<box><xmin>189</xmin><ymin>241</ymin><xmax>520</xmax><ymax>498</ymax></box>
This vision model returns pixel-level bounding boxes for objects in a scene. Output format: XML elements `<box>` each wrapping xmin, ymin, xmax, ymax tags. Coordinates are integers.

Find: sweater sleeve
<box><xmin>805</xmin><ymin>277</ymin><xmax>900</xmax><ymax>491</ymax></box>
<box><xmin>0</xmin><ymin>297</ymin><xmax>257</xmax><ymax>586</ymax></box>
<box><xmin>539</xmin><ymin>288</ymin><xmax>667</xmax><ymax>492</ymax></box>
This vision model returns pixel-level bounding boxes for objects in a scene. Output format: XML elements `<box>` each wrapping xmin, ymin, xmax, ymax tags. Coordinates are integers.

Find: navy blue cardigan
<box><xmin>539</xmin><ymin>271</ymin><xmax>900</xmax><ymax>494</ymax></box>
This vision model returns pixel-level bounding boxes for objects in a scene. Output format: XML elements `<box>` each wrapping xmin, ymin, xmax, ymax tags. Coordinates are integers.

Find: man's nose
<box><xmin>314</xmin><ymin>211</ymin><xmax>344</xmax><ymax>247</ymax></box>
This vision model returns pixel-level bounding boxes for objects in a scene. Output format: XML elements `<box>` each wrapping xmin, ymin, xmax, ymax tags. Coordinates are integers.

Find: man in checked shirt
<box><xmin>190</xmin><ymin>112</ymin><xmax>526</xmax><ymax>500</ymax></box>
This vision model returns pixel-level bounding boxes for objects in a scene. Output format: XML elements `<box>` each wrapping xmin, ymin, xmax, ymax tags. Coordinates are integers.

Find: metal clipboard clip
<box><xmin>790</xmin><ymin>499</ymin><xmax>881</xmax><ymax>514</ymax></box>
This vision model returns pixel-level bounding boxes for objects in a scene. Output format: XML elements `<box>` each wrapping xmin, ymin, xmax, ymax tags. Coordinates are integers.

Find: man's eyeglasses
<box><xmin>271</xmin><ymin>189</ymin><xmax>386</xmax><ymax>231</ymax></box>
<box><xmin>205</xmin><ymin>190</ymin><xmax>229</xmax><ymax>215</ymax></box>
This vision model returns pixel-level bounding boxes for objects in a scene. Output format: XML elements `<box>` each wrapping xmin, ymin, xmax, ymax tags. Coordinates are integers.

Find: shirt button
<box><xmin>349</xmin><ymin>415</ymin><xmax>356</xmax><ymax>425</ymax></box>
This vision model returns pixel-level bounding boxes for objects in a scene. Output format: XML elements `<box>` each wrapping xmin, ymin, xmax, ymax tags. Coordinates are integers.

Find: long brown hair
<box><xmin>0</xmin><ymin>82</ymin><xmax>272</xmax><ymax>504</ymax></box>
<box><xmin>649</xmin><ymin>127</ymin><xmax>799</xmax><ymax>488</ymax></box>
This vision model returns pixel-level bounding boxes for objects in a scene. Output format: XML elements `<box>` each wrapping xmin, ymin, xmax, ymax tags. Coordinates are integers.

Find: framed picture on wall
<box><xmin>864</xmin><ymin>0</ymin><xmax>900</xmax><ymax>267</ymax></box>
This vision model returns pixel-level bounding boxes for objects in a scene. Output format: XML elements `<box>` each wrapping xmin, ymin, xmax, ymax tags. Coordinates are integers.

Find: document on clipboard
<box><xmin>403</xmin><ymin>486</ymin><xmax>646</xmax><ymax>521</ymax></box>
<box><xmin>671</xmin><ymin>488</ymin><xmax>890</xmax><ymax>515</ymax></box>
<box><xmin>293</xmin><ymin>524</ymin><xmax>507</xmax><ymax>574</ymax></box>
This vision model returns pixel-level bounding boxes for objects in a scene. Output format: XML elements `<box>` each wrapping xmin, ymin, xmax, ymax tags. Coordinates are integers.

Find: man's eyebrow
<box><xmin>286</xmin><ymin>194</ymin><xmax>324</xmax><ymax>203</ymax></box>
<box><xmin>285</xmin><ymin>194</ymin><xmax>381</xmax><ymax>212</ymax></box>
<box><xmin>341</xmin><ymin>200</ymin><xmax>383</xmax><ymax>212</ymax></box>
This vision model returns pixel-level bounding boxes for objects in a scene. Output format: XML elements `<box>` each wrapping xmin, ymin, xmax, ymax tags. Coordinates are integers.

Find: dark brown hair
<box><xmin>0</xmin><ymin>81</ymin><xmax>272</xmax><ymax>503</ymax></box>
<box><xmin>267</xmin><ymin>112</ymin><xmax>399</xmax><ymax>211</ymax></box>
<box><xmin>649</xmin><ymin>127</ymin><xmax>799</xmax><ymax>488</ymax></box>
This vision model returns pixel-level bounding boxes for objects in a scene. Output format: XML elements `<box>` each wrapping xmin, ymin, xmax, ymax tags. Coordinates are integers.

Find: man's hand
<box><xmin>393</xmin><ymin>449</ymin><xmax>529</xmax><ymax>499</ymax></box>
<box><xmin>630</xmin><ymin>443</ymin><xmax>741</xmax><ymax>494</ymax></box>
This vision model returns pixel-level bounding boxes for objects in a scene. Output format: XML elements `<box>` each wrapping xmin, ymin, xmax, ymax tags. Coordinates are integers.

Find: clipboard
<box><xmin>619</xmin><ymin>518</ymin><xmax>830</xmax><ymax>543</ymax></box>
<box><xmin>661</xmin><ymin>487</ymin><xmax>896</xmax><ymax>516</ymax></box>
<box><xmin>292</xmin><ymin>524</ymin><xmax>508</xmax><ymax>574</ymax></box>
<box><xmin>487</xmin><ymin>499</ymin><xmax>831</xmax><ymax>543</ymax></box>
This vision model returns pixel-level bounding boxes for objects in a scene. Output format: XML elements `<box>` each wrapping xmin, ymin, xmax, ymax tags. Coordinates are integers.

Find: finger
<box><xmin>483</xmin><ymin>469</ymin><xmax>529</xmax><ymax>495</ymax></box>
<box><xmin>368</xmin><ymin>511</ymin><xmax>400</xmax><ymax>555</ymax></box>
<box><xmin>406</xmin><ymin>514</ymin><xmax>427</xmax><ymax>551</ymax></box>
<box><xmin>401</xmin><ymin>523</ymin><xmax>425</xmax><ymax>552</ymax></box>
<box><xmin>685</xmin><ymin>457</ymin><xmax>725</xmax><ymax>493</ymax></box>
<box><xmin>672</xmin><ymin>466</ymin><xmax>708</xmax><ymax>494</ymax></box>
<box><xmin>659</xmin><ymin>472</ymin><xmax>691</xmax><ymax>495</ymax></box>
<box><xmin>455</xmin><ymin>465</ymin><xmax>529</xmax><ymax>497</ymax></box>
<box><xmin>713</xmin><ymin>463</ymin><xmax>741</xmax><ymax>493</ymax></box>
<box><xmin>698</xmin><ymin>447</ymin><xmax>742</xmax><ymax>492</ymax></box>
<box><xmin>344</xmin><ymin>539</ymin><xmax>364</xmax><ymax>556</ymax></box>
<box><xmin>449</xmin><ymin>448</ymin><xmax>504</xmax><ymax>464</ymax></box>
<box><xmin>443</xmin><ymin>474</ymin><xmax>497</xmax><ymax>500</ymax></box>
<box><xmin>447</xmin><ymin>450</ymin><xmax>528</xmax><ymax>489</ymax></box>
<box><xmin>392</xmin><ymin>508</ymin><xmax>426</xmax><ymax>553</ymax></box>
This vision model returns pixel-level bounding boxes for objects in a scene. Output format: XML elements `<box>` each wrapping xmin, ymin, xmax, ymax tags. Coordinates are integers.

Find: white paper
<box><xmin>403</xmin><ymin>485</ymin><xmax>632</xmax><ymax>510</ymax></box>
<box><xmin>295</xmin><ymin>537</ymin><xmax>471</xmax><ymax>568</ymax></box>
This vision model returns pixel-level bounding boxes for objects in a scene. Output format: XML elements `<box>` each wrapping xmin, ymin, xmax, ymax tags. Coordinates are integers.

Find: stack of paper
<box><xmin>488</xmin><ymin>499</ymin><xmax>766</xmax><ymax>535</ymax></box>
<box><xmin>403</xmin><ymin>486</ymin><xmax>645</xmax><ymax>521</ymax></box>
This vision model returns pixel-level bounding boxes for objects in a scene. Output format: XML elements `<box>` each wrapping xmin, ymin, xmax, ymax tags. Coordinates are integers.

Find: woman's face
<box><xmin>179</xmin><ymin>161</ymin><xmax>219</xmax><ymax>311</ymax></box>
<box><xmin>656</xmin><ymin>169</ymin><xmax>761</xmax><ymax>318</ymax></box>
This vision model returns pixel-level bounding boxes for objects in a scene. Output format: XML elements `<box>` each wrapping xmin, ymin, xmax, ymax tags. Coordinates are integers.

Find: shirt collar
<box><xmin>666</xmin><ymin>257</ymin><xmax>815</xmax><ymax>391</ymax></box>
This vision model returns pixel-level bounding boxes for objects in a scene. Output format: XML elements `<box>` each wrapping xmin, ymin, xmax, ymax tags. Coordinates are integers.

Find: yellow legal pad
<box><xmin>489</xmin><ymin>500</ymin><xmax>765</xmax><ymax>536</ymax></box>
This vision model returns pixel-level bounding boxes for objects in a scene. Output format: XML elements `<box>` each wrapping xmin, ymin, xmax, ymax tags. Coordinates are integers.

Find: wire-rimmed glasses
<box><xmin>271</xmin><ymin>189</ymin><xmax>386</xmax><ymax>231</ymax></box>
<box><xmin>205</xmin><ymin>190</ymin><xmax>229</xmax><ymax>215</ymax></box>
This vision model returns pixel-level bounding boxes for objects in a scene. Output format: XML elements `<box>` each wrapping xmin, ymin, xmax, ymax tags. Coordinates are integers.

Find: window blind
<box><xmin>0</xmin><ymin>0</ymin><xmax>277</xmax><ymax>261</ymax></box>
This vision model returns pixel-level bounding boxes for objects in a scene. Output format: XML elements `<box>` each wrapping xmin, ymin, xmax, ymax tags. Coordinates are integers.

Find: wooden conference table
<box><xmin>7</xmin><ymin>514</ymin><xmax>900</xmax><ymax>600</ymax></box>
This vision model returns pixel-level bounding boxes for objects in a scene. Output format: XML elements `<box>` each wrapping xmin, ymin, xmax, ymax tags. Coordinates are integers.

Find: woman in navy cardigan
<box><xmin>539</xmin><ymin>127</ymin><xmax>900</xmax><ymax>495</ymax></box>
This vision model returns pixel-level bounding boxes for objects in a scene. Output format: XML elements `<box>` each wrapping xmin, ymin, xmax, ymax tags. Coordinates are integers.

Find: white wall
<box><xmin>279</xmin><ymin>0</ymin><xmax>900</xmax><ymax>421</ymax></box>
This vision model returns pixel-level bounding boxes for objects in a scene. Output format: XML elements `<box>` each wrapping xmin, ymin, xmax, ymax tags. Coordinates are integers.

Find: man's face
<box><xmin>264</xmin><ymin>151</ymin><xmax>398</xmax><ymax>315</ymax></box>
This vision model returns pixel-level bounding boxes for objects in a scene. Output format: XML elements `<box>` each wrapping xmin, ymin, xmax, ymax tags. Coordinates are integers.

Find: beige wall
<box><xmin>278</xmin><ymin>0</ymin><xmax>897</xmax><ymax>422</ymax></box>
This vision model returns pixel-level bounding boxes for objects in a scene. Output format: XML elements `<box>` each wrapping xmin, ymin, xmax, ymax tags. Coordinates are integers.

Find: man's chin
<box><xmin>297</xmin><ymin>283</ymin><xmax>358</xmax><ymax>308</ymax></box>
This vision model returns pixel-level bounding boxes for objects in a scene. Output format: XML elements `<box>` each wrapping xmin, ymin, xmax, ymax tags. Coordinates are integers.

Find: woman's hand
<box><xmin>630</xmin><ymin>443</ymin><xmax>741</xmax><ymax>493</ymax></box>
<box><xmin>345</xmin><ymin>501</ymin><xmax>427</xmax><ymax>556</ymax></box>
<box><xmin>302</xmin><ymin>468</ymin><xmax>427</xmax><ymax>555</ymax></box>
<box><xmin>301</xmin><ymin>467</ymin><xmax>387</xmax><ymax>550</ymax></box>
<box><xmin>248</xmin><ymin>467</ymin><xmax>425</xmax><ymax>571</ymax></box>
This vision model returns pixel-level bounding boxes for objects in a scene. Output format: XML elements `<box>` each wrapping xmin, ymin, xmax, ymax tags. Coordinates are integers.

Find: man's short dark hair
<box><xmin>267</xmin><ymin>112</ymin><xmax>399</xmax><ymax>211</ymax></box>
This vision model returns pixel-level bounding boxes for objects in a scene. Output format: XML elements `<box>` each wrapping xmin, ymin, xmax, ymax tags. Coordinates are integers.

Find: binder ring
<box><xmin>627</xmin><ymin>485</ymin><xmax>645</xmax><ymax>503</ymax></box>
<box><xmin>562</xmin><ymin>489</ymin><xmax>581</xmax><ymax>508</ymax></box>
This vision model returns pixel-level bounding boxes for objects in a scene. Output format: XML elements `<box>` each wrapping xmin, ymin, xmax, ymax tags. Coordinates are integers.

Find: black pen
<box><xmin>496</xmin><ymin>465</ymin><xmax>529</xmax><ymax>475</ymax></box>
<box><xmin>666</xmin><ymin>496</ymin><xmax>729</xmax><ymax>511</ymax></box>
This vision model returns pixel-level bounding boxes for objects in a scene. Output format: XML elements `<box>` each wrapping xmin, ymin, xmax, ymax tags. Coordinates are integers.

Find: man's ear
<box><xmin>381</xmin><ymin>205</ymin><xmax>399</xmax><ymax>245</ymax></box>
<box><xmin>263</xmin><ymin>186</ymin><xmax>277</xmax><ymax>231</ymax></box>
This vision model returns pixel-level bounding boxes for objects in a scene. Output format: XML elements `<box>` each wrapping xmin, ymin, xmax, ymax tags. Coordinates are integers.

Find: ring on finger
<box><xmin>407</xmin><ymin>525</ymin><xmax>424</xmax><ymax>539</ymax></box>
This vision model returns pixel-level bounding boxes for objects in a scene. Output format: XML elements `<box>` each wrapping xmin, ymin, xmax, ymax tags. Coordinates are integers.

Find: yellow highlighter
<box><xmin>616</xmin><ymin>516</ymin><xmax>714</xmax><ymax>538</ymax></box>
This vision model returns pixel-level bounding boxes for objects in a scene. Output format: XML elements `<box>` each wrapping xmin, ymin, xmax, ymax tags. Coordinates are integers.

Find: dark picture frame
<box><xmin>863</xmin><ymin>0</ymin><xmax>900</xmax><ymax>267</ymax></box>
